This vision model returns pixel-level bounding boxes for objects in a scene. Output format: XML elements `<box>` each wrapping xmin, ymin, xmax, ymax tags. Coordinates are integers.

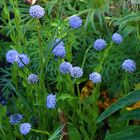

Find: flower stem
<box><xmin>81</xmin><ymin>45</ymin><xmax>92</xmax><ymax>69</ymax></box>
<box><xmin>95</xmin><ymin>42</ymin><xmax>113</xmax><ymax>72</ymax></box>
<box><xmin>124</xmin><ymin>72</ymin><xmax>128</xmax><ymax>95</ymax></box>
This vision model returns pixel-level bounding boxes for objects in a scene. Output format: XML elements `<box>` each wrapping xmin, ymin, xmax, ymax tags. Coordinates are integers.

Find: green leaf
<box><xmin>118</xmin><ymin>108</ymin><xmax>140</xmax><ymax>121</ymax></box>
<box><xmin>46</xmin><ymin>0</ymin><xmax>58</xmax><ymax>15</ymax></box>
<box><xmin>68</xmin><ymin>124</ymin><xmax>81</xmax><ymax>140</ymax></box>
<box><xmin>48</xmin><ymin>126</ymin><xmax>62</xmax><ymax>140</ymax></box>
<box><xmin>122</xmin><ymin>25</ymin><xmax>136</xmax><ymax>37</ymax></box>
<box><xmin>97</xmin><ymin>90</ymin><xmax>140</xmax><ymax>123</ymax></box>
<box><xmin>105</xmin><ymin>126</ymin><xmax>140</xmax><ymax>140</ymax></box>
<box><xmin>57</xmin><ymin>94</ymin><xmax>75</xmax><ymax>101</ymax></box>
<box><xmin>113</xmin><ymin>12</ymin><xmax>140</xmax><ymax>26</ymax></box>
<box><xmin>0</xmin><ymin>106</ymin><xmax>7</xmax><ymax>135</ymax></box>
<box><xmin>84</xmin><ymin>10</ymin><xmax>91</xmax><ymax>29</ymax></box>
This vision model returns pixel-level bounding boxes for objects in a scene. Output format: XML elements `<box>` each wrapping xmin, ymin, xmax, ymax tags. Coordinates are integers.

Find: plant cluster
<box><xmin>0</xmin><ymin>0</ymin><xmax>140</xmax><ymax>140</ymax></box>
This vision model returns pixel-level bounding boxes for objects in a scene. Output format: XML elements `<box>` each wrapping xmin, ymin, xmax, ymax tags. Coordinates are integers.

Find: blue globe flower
<box><xmin>10</xmin><ymin>114</ymin><xmax>23</xmax><ymax>125</ymax></box>
<box><xmin>122</xmin><ymin>59</ymin><xmax>136</xmax><ymax>72</ymax></box>
<box><xmin>70</xmin><ymin>66</ymin><xmax>83</xmax><ymax>78</ymax></box>
<box><xmin>46</xmin><ymin>94</ymin><xmax>56</xmax><ymax>109</ymax></box>
<box><xmin>93</xmin><ymin>39</ymin><xmax>106</xmax><ymax>51</ymax></box>
<box><xmin>28</xmin><ymin>74</ymin><xmax>39</xmax><ymax>84</ymax></box>
<box><xmin>54</xmin><ymin>38</ymin><xmax>64</xmax><ymax>46</ymax></box>
<box><xmin>29</xmin><ymin>5</ymin><xmax>45</xmax><ymax>18</ymax></box>
<box><xmin>6</xmin><ymin>50</ymin><xmax>19</xmax><ymax>64</ymax></box>
<box><xmin>20</xmin><ymin>123</ymin><xmax>31</xmax><ymax>135</ymax></box>
<box><xmin>0</xmin><ymin>97</ymin><xmax>7</xmax><ymax>106</ymax></box>
<box><xmin>68</xmin><ymin>15</ymin><xmax>82</xmax><ymax>29</ymax></box>
<box><xmin>89</xmin><ymin>72</ymin><xmax>101</xmax><ymax>83</ymax></box>
<box><xmin>112</xmin><ymin>33</ymin><xmax>123</xmax><ymax>44</ymax></box>
<box><xmin>59</xmin><ymin>62</ymin><xmax>73</xmax><ymax>74</ymax></box>
<box><xmin>52</xmin><ymin>45</ymin><xmax>66</xmax><ymax>58</ymax></box>
<box><xmin>17</xmin><ymin>54</ymin><xmax>30</xmax><ymax>67</ymax></box>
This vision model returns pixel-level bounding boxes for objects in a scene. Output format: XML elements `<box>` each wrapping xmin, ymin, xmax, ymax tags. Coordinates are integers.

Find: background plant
<box><xmin>0</xmin><ymin>0</ymin><xmax>140</xmax><ymax>140</ymax></box>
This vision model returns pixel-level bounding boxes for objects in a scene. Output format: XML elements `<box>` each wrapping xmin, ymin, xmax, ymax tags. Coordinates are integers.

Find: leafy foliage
<box><xmin>0</xmin><ymin>0</ymin><xmax>140</xmax><ymax>140</ymax></box>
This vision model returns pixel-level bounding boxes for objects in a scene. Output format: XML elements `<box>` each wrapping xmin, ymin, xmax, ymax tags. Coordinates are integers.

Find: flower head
<box><xmin>29</xmin><ymin>5</ymin><xmax>45</xmax><ymax>18</ymax></box>
<box><xmin>28</xmin><ymin>74</ymin><xmax>39</xmax><ymax>84</ymax></box>
<box><xmin>6</xmin><ymin>50</ymin><xmax>19</xmax><ymax>64</ymax></box>
<box><xmin>93</xmin><ymin>39</ymin><xmax>106</xmax><ymax>51</ymax></box>
<box><xmin>112</xmin><ymin>33</ymin><xmax>123</xmax><ymax>44</ymax></box>
<box><xmin>46</xmin><ymin>94</ymin><xmax>56</xmax><ymax>109</ymax></box>
<box><xmin>10</xmin><ymin>114</ymin><xmax>23</xmax><ymax>125</ymax></box>
<box><xmin>20</xmin><ymin>123</ymin><xmax>31</xmax><ymax>135</ymax></box>
<box><xmin>68</xmin><ymin>15</ymin><xmax>82</xmax><ymax>29</ymax></box>
<box><xmin>122</xmin><ymin>59</ymin><xmax>136</xmax><ymax>72</ymax></box>
<box><xmin>54</xmin><ymin>38</ymin><xmax>64</xmax><ymax>46</ymax></box>
<box><xmin>52</xmin><ymin>45</ymin><xmax>66</xmax><ymax>58</ymax></box>
<box><xmin>89</xmin><ymin>72</ymin><xmax>101</xmax><ymax>83</ymax></box>
<box><xmin>17</xmin><ymin>54</ymin><xmax>30</xmax><ymax>67</ymax></box>
<box><xmin>59</xmin><ymin>62</ymin><xmax>73</xmax><ymax>74</ymax></box>
<box><xmin>0</xmin><ymin>97</ymin><xmax>7</xmax><ymax>105</ymax></box>
<box><xmin>70</xmin><ymin>66</ymin><xmax>83</xmax><ymax>78</ymax></box>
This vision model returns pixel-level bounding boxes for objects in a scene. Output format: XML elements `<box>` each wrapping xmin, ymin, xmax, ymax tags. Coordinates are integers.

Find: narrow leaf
<box><xmin>105</xmin><ymin>126</ymin><xmax>140</xmax><ymax>140</ymax></box>
<box><xmin>97</xmin><ymin>90</ymin><xmax>140</xmax><ymax>123</ymax></box>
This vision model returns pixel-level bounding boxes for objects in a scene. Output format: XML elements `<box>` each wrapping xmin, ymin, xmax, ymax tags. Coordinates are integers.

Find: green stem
<box><xmin>81</xmin><ymin>45</ymin><xmax>92</xmax><ymax>69</ymax></box>
<box><xmin>76</xmin><ymin>83</ymin><xmax>80</xmax><ymax>97</ymax></box>
<box><xmin>91</xmin><ymin>43</ymin><xmax>114</xmax><ymax>137</ymax></box>
<box><xmin>95</xmin><ymin>42</ymin><xmax>113</xmax><ymax>72</ymax></box>
<box><xmin>36</xmin><ymin>19</ymin><xmax>46</xmax><ymax>93</ymax></box>
<box><xmin>124</xmin><ymin>72</ymin><xmax>128</xmax><ymax>95</ymax></box>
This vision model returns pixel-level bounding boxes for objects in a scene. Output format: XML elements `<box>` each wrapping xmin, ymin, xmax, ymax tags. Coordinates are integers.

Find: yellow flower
<box><xmin>126</xmin><ymin>101</ymin><xmax>140</xmax><ymax>111</ymax></box>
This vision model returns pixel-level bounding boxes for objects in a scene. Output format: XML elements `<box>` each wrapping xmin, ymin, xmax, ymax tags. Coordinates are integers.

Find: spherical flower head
<box><xmin>93</xmin><ymin>39</ymin><xmax>106</xmax><ymax>51</ymax></box>
<box><xmin>70</xmin><ymin>66</ymin><xmax>83</xmax><ymax>78</ymax></box>
<box><xmin>17</xmin><ymin>54</ymin><xmax>30</xmax><ymax>67</ymax></box>
<box><xmin>52</xmin><ymin>45</ymin><xmax>66</xmax><ymax>58</ymax></box>
<box><xmin>0</xmin><ymin>97</ymin><xmax>7</xmax><ymax>106</ymax></box>
<box><xmin>46</xmin><ymin>94</ymin><xmax>56</xmax><ymax>109</ymax></box>
<box><xmin>89</xmin><ymin>72</ymin><xmax>101</xmax><ymax>83</ymax></box>
<box><xmin>28</xmin><ymin>74</ymin><xmax>39</xmax><ymax>84</ymax></box>
<box><xmin>59</xmin><ymin>62</ymin><xmax>73</xmax><ymax>74</ymax></box>
<box><xmin>68</xmin><ymin>15</ymin><xmax>82</xmax><ymax>29</ymax></box>
<box><xmin>54</xmin><ymin>38</ymin><xmax>64</xmax><ymax>46</ymax></box>
<box><xmin>10</xmin><ymin>114</ymin><xmax>23</xmax><ymax>125</ymax></box>
<box><xmin>112</xmin><ymin>33</ymin><xmax>123</xmax><ymax>44</ymax></box>
<box><xmin>29</xmin><ymin>5</ymin><xmax>45</xmax><ymax>18</ymax></box>
<box><xmin>122</xmin><ymin>59</ymin><xmax>136</xmax><ymax>72</ymax></box>
<box><xmin>6</xmin><ymin>50</ymin><xmax>19</xmax><ymax>64</ymax></box>
<box><xmin>20</xmin><ymin>123</ymin><xmax>31</xmax><ymax>135</ymax></box>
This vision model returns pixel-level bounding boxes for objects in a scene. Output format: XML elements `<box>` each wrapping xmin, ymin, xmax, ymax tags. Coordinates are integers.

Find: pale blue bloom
<box><xmin>28</xmin><ymin>74</ymin><xmax>39</xmax><ymax>84</ymax></box>
<box><xmin>59</xmin><ymin>62</ymin><xmax>73</xmax><ymax>74</ymax></box>
<box><xmin>10</xmin><ymin>114</ymin><xmax>23</xmax><ymax>125</ymax></box>
<box><xmin>6</xmin><ymin>50</ymin><xmax>19</xmax><ymax>64</ymax></box>
<box><xmin>70</xmin><ymin>66</ymin><xmax>83</xmax><ymax>78</ymax></box>
<box><xmin>29</xmin><ymin>5</ymin><xmax>45</xmax><ymax>18</ymax></box>
<box><xmin>20</xmin><ymin>123</ymin><xmax>31</xmax><ymax>135</ymax></box>
<box><xmin>122</xmin><ymin>59</ymin><xmax>136</xmax><ymax>72</ymax></box>
<box><xmin>54</xmin><ymin>38</ymin><xmax>64</xmax><ymax>46</ymax></box>
<box><xmin>112</xmin><ymin>33</ymin><xmax>123</xmax><ymax>44</ymax></box>
<box><xmin>46</xmin><ymin>94</ymin><xmax>56</xmax><ymax>109</ymax></box>
<box><xmin>69</xmin><ymin>15</ymin><xmax>82</xmax><ymax>29</ymax></box>
<box><xmin>89</xmin><ymin>72</ymin><xmax>101</xmax><ymax>83</ymax></box>
<box><xmin>94</xmin><ymin>39</ymin><xmax>106</xmax><ymax>51</ymax></box>
<box><xmin>52</xmin><ymin>45</ymin><xmax>66</xmax><ymax>58</ymax></box>
<box><xmin>17</xmin><ymin>54</ymin><xmax>30</xmax><ymax>67</ymax></box>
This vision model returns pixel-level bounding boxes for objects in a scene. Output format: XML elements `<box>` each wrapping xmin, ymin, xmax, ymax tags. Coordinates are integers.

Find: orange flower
<box><xmin>126</xmin><ymin>101</ymin><xmax>140</xmax><ymax>111</ymax></box>
<box><xmin>98</xmin><ymin>91</ymin><xmax>116</xmax><ymax>111</ymax></box>
<box><xmin>80</xmin><ymin>81</ymin><xmax>94</xmax><ymax>100</ymax></box>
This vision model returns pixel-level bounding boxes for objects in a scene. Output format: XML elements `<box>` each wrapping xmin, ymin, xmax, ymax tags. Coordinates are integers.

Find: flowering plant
<box><xmin>0</xmin><ymin>0</ymin><xmax>140</xmax><ymax>140</ymax></box>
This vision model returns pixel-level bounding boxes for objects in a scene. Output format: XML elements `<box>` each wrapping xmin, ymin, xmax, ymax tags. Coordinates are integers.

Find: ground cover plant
<box><xmin>0</xmin><ymin>0</ymin><xmax>140</xmax><ymax>140</ymax></box>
